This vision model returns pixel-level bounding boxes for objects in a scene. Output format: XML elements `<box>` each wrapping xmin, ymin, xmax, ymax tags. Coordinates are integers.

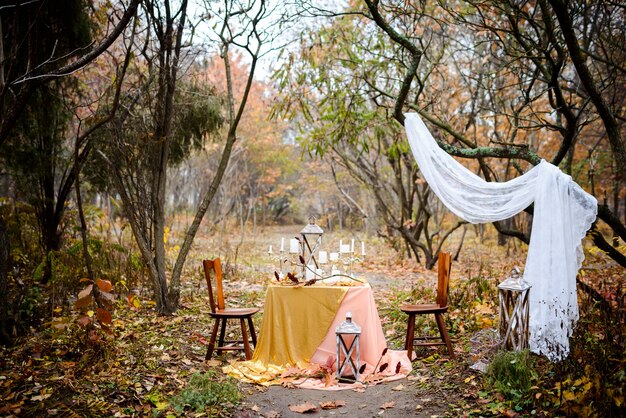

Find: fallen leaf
<box><xmin>251</xmin><ymin>404</ymin><xmax>260</xmax><ymax>412</ymax></box>
<box><xmin>380</xmin><ymin>401</ymin><xmax>395</xmax><ymax>409</ymax></box>
<box><xmin>205</xmin><ymin>359</ymin><xmax>221</xmax><ymax>367</ymax></box>
<box><xmin>320</xmin><ymin>400</ymin><xmax>346</xmax><ymax>409</ymax></box>
<box><xmin>392</xmin><ymin>383</ymin><xmax>405</xmax><ymax>391</ymax></box>
<box><xmin>264</xmin><ymin>411</ymin><xmax>281</xmax><ymax>418</ymax></box>
<box><xmin>288</xmin><ymin>402</ymin><xmax>318</xmax><ymax>413</ymax></box>
<box><xmin>31</xmin><ymin>394</ymin><xmax>52</xmax><ymax>402</ymax></box>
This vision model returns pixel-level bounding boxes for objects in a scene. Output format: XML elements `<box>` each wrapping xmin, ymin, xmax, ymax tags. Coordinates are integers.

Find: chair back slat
<box><xmin>436</xmin><ymin>252</ymin><xmax>452</xmax><ymax>307</ymax></box>
<box><xmin>203</xmin><ymin>258</ymin><xmax>226</xmax><ymax>313</ymax></box>
<box><xmin>213</xmin><ymin>258</ymin><xmax>225</xmax><ymax>310</ymax></box>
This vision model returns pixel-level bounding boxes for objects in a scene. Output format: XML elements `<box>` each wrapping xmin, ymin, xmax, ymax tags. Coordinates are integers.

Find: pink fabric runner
<box><xmin>303</xmin><ymin>284</ymin><xmax>412</xmax><ymax>390</ymax></box>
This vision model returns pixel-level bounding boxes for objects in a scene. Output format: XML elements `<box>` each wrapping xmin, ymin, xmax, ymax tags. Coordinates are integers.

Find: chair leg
<box><xmin>247</xmin><ymin>316</ymin><xmax>257</xmax><ymax>347</ymax></box>
<box><xmin>435</xmin><ymin>313</ymin><xmax>455</xmax><ymax>358</ymax></box>
<box><xmin>405</xmin><ymin>313</ymin><xmax>416</xmax><ymax>361</ymax></box>
<box><xmin>217</xmin><ymin>318</ymin><xmax>227</xmax><ymax>355</ymax></box>
<box><xmin>206</xmin><ymin>318</ymin><xmax>221</xmax><ymax>361</ymax></box>
<box><xmin>240</xmin><ymin>318</ymin><xmax>252</xmax><ymax>360</ymax></box>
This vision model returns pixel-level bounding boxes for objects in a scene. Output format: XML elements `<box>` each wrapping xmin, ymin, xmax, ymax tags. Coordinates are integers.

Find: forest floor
<box><xmin>0</xmin><ymin>224</ymin><xmax>623</xmax><ymax>417</ymax></box>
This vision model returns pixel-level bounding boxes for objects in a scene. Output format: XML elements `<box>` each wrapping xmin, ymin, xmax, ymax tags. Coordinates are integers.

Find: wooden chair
<box><xmin>203</xmin><ymin>258</ymin><xmax>259</xmax><ymax>360</ymax></box>
<box><xmin>401</xmin><ymin>252</ymin><xmax>455</xmax><ymax>360</ymax></box>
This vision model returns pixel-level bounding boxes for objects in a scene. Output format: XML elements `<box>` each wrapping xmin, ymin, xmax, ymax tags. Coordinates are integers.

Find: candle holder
<box><xmin>267</xmin><ymin>218</ymin><xmax>366</xmax><ymax>283</ymax></box>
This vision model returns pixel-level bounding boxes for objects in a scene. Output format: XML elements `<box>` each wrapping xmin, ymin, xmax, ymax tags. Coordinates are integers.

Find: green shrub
<box><xmin>487</xmin><ymin>349</ymin><xmax>534</xmax><ymax>403</ymax></box>
<box><xmin>171</xmin><ymin>371</ymin><xmax>241</xmax><ymax>415</ymax></box>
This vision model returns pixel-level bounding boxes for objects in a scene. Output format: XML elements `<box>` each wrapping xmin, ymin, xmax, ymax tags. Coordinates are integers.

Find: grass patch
<box><xmin>487</xmin><ymin>349</ymin><xmax>534</xmax><ymax>404</ymax></box>
<box><xmin>171</xmin><ymin>370</ymin><xmax>242</xmax><ymax>415</ymax></box>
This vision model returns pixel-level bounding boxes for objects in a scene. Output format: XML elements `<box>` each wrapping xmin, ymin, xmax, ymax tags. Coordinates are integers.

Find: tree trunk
<box><xmin>548</xmin><ymin>0</ymin><xmax>626</xmax><ymax>178</ymax></box>
<box><xmin>0</xmin><ymin>216</ymin><xmax>11</xmax><ymax>345</ymax></box>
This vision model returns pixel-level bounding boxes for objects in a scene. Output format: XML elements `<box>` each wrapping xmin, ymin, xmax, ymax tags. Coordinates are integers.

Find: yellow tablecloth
<box><xmin>224</xmin><ymin>284</ymin><xmax>348</xmax><ymax>384</ymax></box>
<box><xmin>252</xmin><ymin>284</ymin><xmax>349</xmax><ymax>367</ymax></box>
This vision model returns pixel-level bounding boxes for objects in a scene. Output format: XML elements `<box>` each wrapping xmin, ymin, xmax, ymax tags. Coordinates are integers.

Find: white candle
<box><xmin>319</xmin><ymin>251</ymin><xmax>328</xmax><ymax>264</ymax></box>
<box><xmin>280</xmin><ymin>237</ymin><xmax>285</xmax><ymax>252</ymax></box>
<box><xmin>268</xmin><ymin>245</ymin><xmax>273</xmax><ymax>254</ymax></box>
<box><xmin>362</xmin><ymin>241</ymin><xmax>365</xmax><ymax>256</ymax></box>
<box><xmin>289</xmin><ymin>238</ymin><xmax>299</xmax><ymax>253</ymax></box>
<box><xmin>331</xmin><ymin>267</ymin><xmax>340</xmax><ymax>276</ymax></box>
<box><xmin>330</xmin><ymin>252</ymin><xmax>339</xmax><ymax>261</ymax></box>
<box><xmin>351</xmin><ymin>239</ymin><xmax>355</xmax><ymax>253</ymax></box>
<box><xmin>306</xmin><ymin>264</ymin><xmax>315</xmax><ymax>280</ymax></box>
<box><xmin>316</xmin><ymin>268</ymin><xmax>323</xmax><ymax>276</ymax></box>
<box><xmin>339</xmin><ymin>240</ymin><xmax>343</xmax><ymax>252</ymax></box>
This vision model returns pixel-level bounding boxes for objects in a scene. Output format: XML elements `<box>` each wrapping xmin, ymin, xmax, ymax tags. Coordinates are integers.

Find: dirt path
<box><xmin>233</xmin><ymin>378</ymin><xmax>460</xmax><ymax>418</ymax></box>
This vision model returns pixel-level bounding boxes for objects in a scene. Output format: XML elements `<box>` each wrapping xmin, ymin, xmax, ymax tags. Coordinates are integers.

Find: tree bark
<box><xmin>0</xmin><ymin>216</ymin><xmax>10</xmax><ymax>345</ymax></box>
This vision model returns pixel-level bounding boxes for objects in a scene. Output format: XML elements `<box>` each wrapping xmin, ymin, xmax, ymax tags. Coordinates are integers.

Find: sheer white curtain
<box><xmin>404</xmin><ymin>113</ymin><xmax>597</xmax><ymax>361</ymax></box>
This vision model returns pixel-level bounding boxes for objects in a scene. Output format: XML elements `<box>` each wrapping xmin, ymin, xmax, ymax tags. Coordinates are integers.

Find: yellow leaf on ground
<box><xmin>464</xmin><ymin>375</ymin><xmax>476</xmax><ymax>383</ymax></box>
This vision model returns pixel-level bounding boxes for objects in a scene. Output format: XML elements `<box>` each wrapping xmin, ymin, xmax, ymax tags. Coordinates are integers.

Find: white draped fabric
<box><xmin>404</xmin><ymin>112</ymin><xmax>597</xmax><ymax>361</ymax></box>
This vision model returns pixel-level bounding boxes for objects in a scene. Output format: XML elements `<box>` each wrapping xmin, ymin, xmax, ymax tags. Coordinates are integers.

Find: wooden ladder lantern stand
<box><xmin>497</xmin><ymin>267</ymin><xmax>531</xmax><ymax>351</ymax></box>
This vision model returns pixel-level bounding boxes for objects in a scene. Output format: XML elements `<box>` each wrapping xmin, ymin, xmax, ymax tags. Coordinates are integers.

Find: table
<box><xmin>224</xmin><ymin>281</ymin><xmax>411</xmax><ymax>387</ymax></box>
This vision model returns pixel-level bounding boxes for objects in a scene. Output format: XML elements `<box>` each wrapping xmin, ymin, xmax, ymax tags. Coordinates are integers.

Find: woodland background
<box><xmin>0</xmin><ymin>0</ymin><xmax>624</xmax><ymax>416</ymax></box>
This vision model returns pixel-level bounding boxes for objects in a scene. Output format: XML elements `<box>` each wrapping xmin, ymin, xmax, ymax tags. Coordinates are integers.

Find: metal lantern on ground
<box><xmin>335</xmin><ymin>311</ymin><xmax>361</xmax><ymax>382</ymax></box>
<box><xmin>498</xmin><ymin>267</ymin><xmax>531</xmax><ymax>351</ymax></box>
<box><xmin>300</xmin><ymin>216</ymin><xmax>324</xmax><ymax>279</ymax></box>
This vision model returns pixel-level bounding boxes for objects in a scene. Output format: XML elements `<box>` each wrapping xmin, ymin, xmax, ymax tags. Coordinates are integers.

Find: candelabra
<box><xmin>267</xmin><ymin>219</ymin><xmax>366</xmax><ymax>283</ymax></box>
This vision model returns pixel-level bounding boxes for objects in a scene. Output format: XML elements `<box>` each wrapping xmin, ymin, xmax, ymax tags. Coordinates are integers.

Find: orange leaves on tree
<box><xmin>75</xmin><ymin>284</ymin><xmax>93</xmax><ymax>309</ymax></box>
<box><xmin>75</xmin><ymin>294</ymin><xmax>94</xmax><ymax>309</ymax></box>
<box><xmin>96</xmin><ymin>308</ymin><xmax>112</xmax><ymax>325</ymax></box>
<box><xmin>95</xmin><ymin>279</ymin><xmax>113</xmax><ymax>292</ymax></box>
<box><xmin>78</xmin><ymin>284</ymin><xmax>92</xmax><ymax>300</ymax></box>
